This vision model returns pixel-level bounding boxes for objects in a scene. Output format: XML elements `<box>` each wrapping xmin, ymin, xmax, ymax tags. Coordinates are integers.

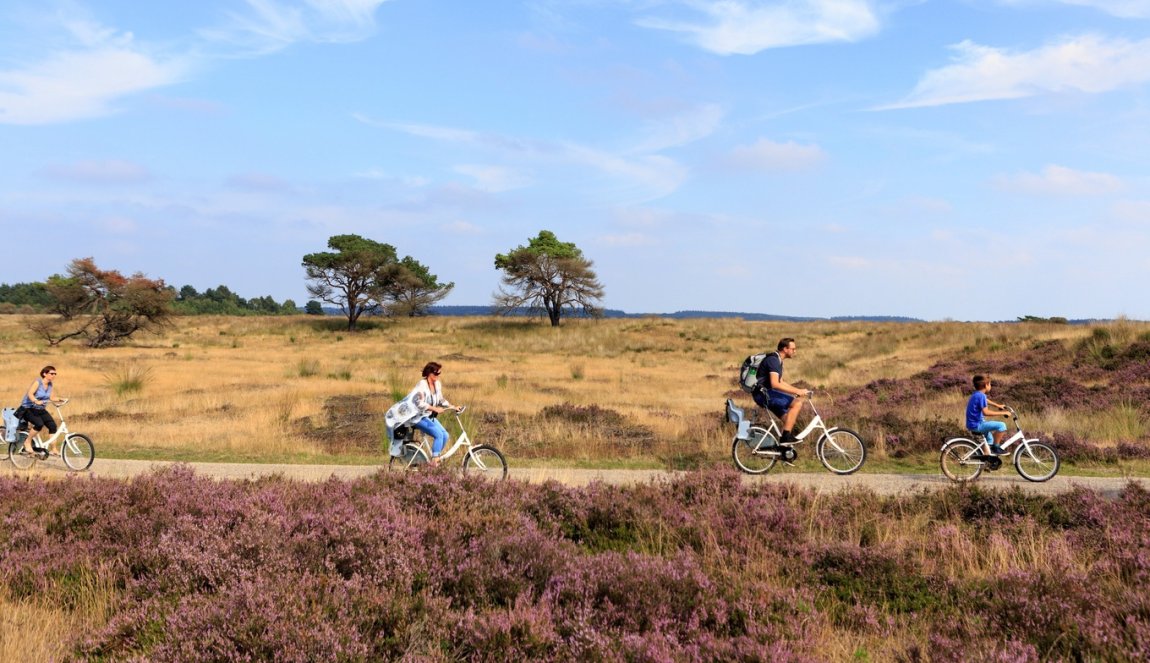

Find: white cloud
<box><xmin>993</xmin><ymin>164</ymin><xmax>1125</xmax><ymax>196</ymax></box>
<box><xmin>637</xmin><ymin>0</ymin><xmax>881</xmax><ymax>55</ymax></box>
<box><xmin>201</xmin><ymin>0</ymin><xmax>393</xmax><ymax>53</ymax></box>
<box><xmin>1001</xmin><ymin>0</ymin><xmax>1150</xmax><ymax>18</ymax></box>
<box><xmin>726</xmin><ymin>137</ymin><xmax>826</xmax><ymax>171</ymax></box>
<box><xmin>880</xmin><ymin>34</ymin><xmax>1150</xmax><ymax>109</ymax></box>
<box><xmin>40</xmin><ymin>159</ymin><xmax>152</xmax><ymax>184</ymax></box>
<box><xmin>0</xmin><ymin>19</ymin><xmax>188</xmax><ymax>125</ymax></box>
<box><xmin>454</xmin><ymin>165</ymin><xmax>532</xmax><ymax>193</ymax></box>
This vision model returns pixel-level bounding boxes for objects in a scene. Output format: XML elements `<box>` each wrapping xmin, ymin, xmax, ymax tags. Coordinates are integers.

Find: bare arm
<box><xmin>768</xmin><ymin>373</ymin><xmax>808</xmax><ymax>398</ymax></box>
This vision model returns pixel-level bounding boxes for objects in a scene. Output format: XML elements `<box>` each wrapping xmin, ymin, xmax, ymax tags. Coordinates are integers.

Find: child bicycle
<box><xmin>2</xmin><ymin>399</ymin><xmax>95</xmax><ymax>471</ymax></box>
<box><xmin>726</xmin><ymin>395</ymin><xmax>866</xmax><ymax>475</ymax></box>
<box><xmin>389</xmin><ymin>407</ymin><xmax>507</xmax><ymax>480</ymax></box>
<box><xmin>940</xmin><ymin>405</ymin><xmax>1059</xmax><ymax>483</ymax></box>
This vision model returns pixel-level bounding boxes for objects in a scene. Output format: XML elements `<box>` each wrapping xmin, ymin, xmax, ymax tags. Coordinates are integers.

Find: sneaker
<box><xmin>988</xmin><ymin>443</ymin><xmax>1006</xmax><ymax>455</ymax></box>
<box><xmin>779</xmin><ymin>431</ymin><xmax>799</xmax><ymax>445</ymax></box>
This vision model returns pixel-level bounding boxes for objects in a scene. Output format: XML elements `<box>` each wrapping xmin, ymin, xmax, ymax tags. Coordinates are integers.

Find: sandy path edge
<box><xmin>2</xmin><ymin>458</ymin><xmax>1146</xmax><ymax>497</ymax></box>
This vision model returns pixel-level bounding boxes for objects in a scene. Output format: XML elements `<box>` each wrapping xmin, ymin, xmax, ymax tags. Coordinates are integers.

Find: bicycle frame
<box><xmin>945</xmin><ymin>408</ymin><xmax>1045</xmax><ymax>464</ymax></box>
<box><xmin>413</xmin><ymin>409</ymin><xmax>474</xmax><ymax>462</ymax></box>
<box><xmin>738</xmin><ymin>398</ymin><xmax>831</xmax><ymax>448</ymax></box>
<box><xmin>22</xmin><ymin>401</ymin><xmax>73</xmax><ymax>452</ymax></box>
<box><xmin>394</xmin><ymin>408</ymin><xmax>493</xmax><ymax>470</ymax></box>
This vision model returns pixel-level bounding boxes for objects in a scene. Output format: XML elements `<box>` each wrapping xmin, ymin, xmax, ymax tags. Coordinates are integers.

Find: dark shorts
<box><xmin>752</xmin><ymin>388</ymin><xmax>795</xmax><ymax>418</ymax></box>
<box><xmin>21</xmin><ymin>408</ymin><xmax>56</xmax><ymax>434</ymax></box>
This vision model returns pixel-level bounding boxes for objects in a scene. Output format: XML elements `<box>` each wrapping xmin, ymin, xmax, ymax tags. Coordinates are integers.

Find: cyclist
<box><xmin>17</xmin><ymin>365</ymin><xmax>65</xmax><ymax>455</ymax></box>
<box><xmin>384</xmin><ymin>362</ymin><xmax>460</xmax><ymax>466</ymax></box>
<box><xmin>752</xmin><ymin>338</ymin><xmax>811</xmax><ymax>446</ymax></box>
<box><xmin>965</xmin><ymin>374</ymin><xmax>1011</xmax><ymax>455</ymax></box>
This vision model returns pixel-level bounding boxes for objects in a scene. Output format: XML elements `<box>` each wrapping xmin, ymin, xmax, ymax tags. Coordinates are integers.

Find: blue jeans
<box><xmin>415</xmin><ymin>417</ymin><xmax>450</xmax><ymax>456</ymax></box>
<box><xmin>972</xmin><ymin>421</ymin><xmax>1007</xmax><ymax>445</ymax></box>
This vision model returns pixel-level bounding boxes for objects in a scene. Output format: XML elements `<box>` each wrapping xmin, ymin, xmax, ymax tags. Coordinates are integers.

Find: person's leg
<box><xmin>41</xmin><ymin>414</ymin><xmax>58</xmax><ymax>454</ymax></box>
<box><xmin>414</xmin><ymin>418</ymin><xmax>450</xmax><ymax>464</ymax></box>
<box><xmin>974</xmin><ymin>421</ymin><xmax>1007</xmax><ymax>453</ymax></box>
<box><xmin>22</xmin><ymin>414</ymin><xmax>44</xmax><ymax>453</ymax></box>
<box><xmin>769</xmin><ymin>392</ymin><xmax>799</xmax><ymax>442</ymax></box>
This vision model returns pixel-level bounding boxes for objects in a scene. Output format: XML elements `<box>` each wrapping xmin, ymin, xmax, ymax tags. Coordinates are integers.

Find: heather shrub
<box><xmin>3</xmin><ymin>469</ymin><xmax>1150</xmax><ymax>661</ymax></box>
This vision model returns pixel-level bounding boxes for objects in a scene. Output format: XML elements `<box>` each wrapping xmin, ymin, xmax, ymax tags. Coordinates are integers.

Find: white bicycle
<box><xmin>940</xmin><ymin>405</ymin><xmax>1059</xmax><ymax>483</ymax></box>
<box><xmin>3</xmin><ymin>399</ymin><xmax>95</xmax><ymax>471</ymax></box>
<box><xmin>727</xmin><ymin>396</ymin><xmax>867</xmax><ymax>475</ymax></box>
<box><xmin>388</xmin><ymin>407</ymin><xmax>507</xmax><ymax>480</ymax></box>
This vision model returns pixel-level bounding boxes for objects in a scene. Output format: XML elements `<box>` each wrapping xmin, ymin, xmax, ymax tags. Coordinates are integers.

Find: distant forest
<box><xmin>0</xmin><ymin>282</ymin><xmax>302</xmax><ymax>316</ymax></box>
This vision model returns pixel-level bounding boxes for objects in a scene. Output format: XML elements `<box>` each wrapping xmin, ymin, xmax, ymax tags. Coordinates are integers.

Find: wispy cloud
<box><xmin>357</xmin><ymin>114</ymin><xmax>690</xmax><ymax>201</ymax></box>
<box><xmin>725</xmin><ymin>137</ymin><xmax>826</xmax><ymax>171</ymax></box>
<box><xmin>1000</xmin><ymin>0</ymin><xmax>1150</xmax><ymax>19</ymax></box>
<box><xmin>200</xmin><ymin>0</ymin><xmax>393</xmax><ymax>54</ymax></box>
<box><xmin>636</xmin><ymin>0</ymin><xmax>881</xmax><ymax>55</ymax></box>
<box><xmin>993</xmin><ymin>164</ymin><xmax>1126</xmax><ymax>196</ymax></box>
<box><xmin>629</xmin><ymin>103</ymin><xmax>724</xmax><ymax>153</ymax></box>
<box><xmin>0</xmin><ymin>18</ymin><xmax>188</xmax><ymax>125</ymax></box>
<box><xmin>454</xmin><ymin>165</ymin><xmax>532</xmax><ymax>193</ymax></box>
<box><xmin>597</xmin><ymin>232</ymin><xmax>654</xmax><ymax>247</ymax></box>
<box><xmin>879</xmin><ymin>34</ymin><xmax>1150</xmax><ymax>109</ymax></box>
<box><xmin>40</xmin><ymin>159</ymin><xmax>152</xmax><ymax>184</ymax></box>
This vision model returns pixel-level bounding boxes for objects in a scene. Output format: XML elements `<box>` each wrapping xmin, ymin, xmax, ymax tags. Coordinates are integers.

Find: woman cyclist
<box><xmin>385</xmin><ymin>362</ymin><xmax>460</xmax><ymax>466</ymax></box>
<box><xmin>18</xmin><ymin>365</ymin><xmax>65</xmax><ymax>455</ymax></box>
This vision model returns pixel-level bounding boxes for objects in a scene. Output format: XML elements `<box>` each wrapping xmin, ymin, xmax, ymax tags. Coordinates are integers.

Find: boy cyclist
<box><xmin>965</xmin><ymin>375</ymin><xmax>1011</xmax><ymax>455</ymax></box>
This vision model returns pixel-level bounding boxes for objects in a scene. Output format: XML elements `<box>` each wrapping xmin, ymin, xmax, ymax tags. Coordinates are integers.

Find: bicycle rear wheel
<box><xmin>461</xmin><ymin>445</ymin><xmax>508</xmax><ymax>481</ymax></box>
<box><xmin>940</xmin><ymin>439</ymin><xmax>983</xmax><ymax>482</ymax></box>
<box><xmin>731</xmin><ymin>428</ymin><xmax>779</xmax><ymax>474</ymax></box>
<box><xmin>817</xmin><ymin>428</ymin><xmax>866</xmax><ymax>475</ymax></box>
<box><xmin>388</xmin><ymin>443</ymin><xmax>428</xmax><ymax>471</ymax></box>
<box><xmin>1014</xmin><ymin>442</ymin><xmax>1059</xmax><ymax>482</ymax></box>
<box><xmin>9</xmin><ymin>436</ymin><xmax>35</xmax><ymax>470</ymax></box>
<box><xmin>0</xmin><ymin>430</ymin><xmax>8</xmax><ymax>462</ymax></box>
<box><xmin>62</xmin><ymin>433</ymin><xmax>95</xmax><ymax>471</ymax></box>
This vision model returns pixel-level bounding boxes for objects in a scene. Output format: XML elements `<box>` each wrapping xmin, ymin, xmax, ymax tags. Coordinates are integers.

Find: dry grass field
<box><xmin>0</xmin><ymin>313</ymin><xmax>1146</xmax><ymax>472</ymax></box>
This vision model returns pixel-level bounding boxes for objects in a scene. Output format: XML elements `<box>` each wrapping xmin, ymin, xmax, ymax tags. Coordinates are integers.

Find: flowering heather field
<box><xmin>2</xmin><ymin>468</ymin><xmax>1148</xmax><ymax>661</ymax></box>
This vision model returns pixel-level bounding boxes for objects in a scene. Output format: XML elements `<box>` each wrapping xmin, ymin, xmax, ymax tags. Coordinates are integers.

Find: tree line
<box><xmin>1</xmin><ymin>229</ymin><xmax>604</xmax><ymax>347</ymax></box>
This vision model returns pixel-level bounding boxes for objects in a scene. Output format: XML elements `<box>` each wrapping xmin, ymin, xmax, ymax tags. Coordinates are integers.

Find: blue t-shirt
<box><xmin>965</xmin><ymin>391</ymin><xmax>987</xmax><ymax>430</ymax></box>
<box><xmin>758</xmin><ymin>352</ymin><xmax>783</xmax><ymax>392</ymax></box>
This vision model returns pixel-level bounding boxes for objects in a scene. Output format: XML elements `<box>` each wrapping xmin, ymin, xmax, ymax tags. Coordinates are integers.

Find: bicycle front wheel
<box><xmin>62</xmin><ymin>433</ymin><xmax>95</xmax><ymax>471</ymax></box>
<box><xmin>461</xmin><ymin>445</ymin><xmax>508</xmax><ymax>481</ymax></box>
<box><xmin>389</xmin><ymin>443</ymin><xmax>429</xmax><ymax>471</ymax></box>
<box><xmin>731</xmin><ymin>430</ymin><xmax>778</xmax><ymax>475</ymax></box>
<box><xmin>940</xmin><ymin>439</ymin><xmax>983</xmax><ymax>482</ymax></box>
<box><xmin>1014</xmin><ymin>442</ymin><xmax>1059</xmax><ymax>482</ymax></box>
<box><xmin>816</xmin><ymin>428</ymin><xmax>866</xmax><ymax>475</ymax></box>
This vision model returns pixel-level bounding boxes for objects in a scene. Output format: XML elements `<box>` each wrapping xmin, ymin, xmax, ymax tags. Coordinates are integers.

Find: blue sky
<box><xmin>2</xmin><ymin>0</ymin><xmax>1149</xmax><ymax>321</ymax></box>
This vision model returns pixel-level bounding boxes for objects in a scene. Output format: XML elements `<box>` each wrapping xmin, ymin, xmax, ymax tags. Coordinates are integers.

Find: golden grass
<box><xmin>0</xmin><ymin>314</ymin><xmax>1144</xmax><ymax>466</ymax></box>
<box><xmin>0</xmin><ymin>567</ymin><xmax>117</xmax><ymax>661</ymax></box>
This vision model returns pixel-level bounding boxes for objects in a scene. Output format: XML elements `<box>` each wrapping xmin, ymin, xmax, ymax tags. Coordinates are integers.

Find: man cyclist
<box><xmin>752</xmin><ymin>338</ymin><xmax>811</xmax><ymax>446</ymax></box>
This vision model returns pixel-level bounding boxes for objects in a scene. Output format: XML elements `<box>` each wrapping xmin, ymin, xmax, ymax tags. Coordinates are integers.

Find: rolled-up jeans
<box><xmin>415</xmin><ymin>417</ymin><xmax>450</xmax><ymax>456</ymax></box>
<box><xmin>972</xmin><ymin>421</ymin><xmax>1007</xmax><ymax>445</ymax></box>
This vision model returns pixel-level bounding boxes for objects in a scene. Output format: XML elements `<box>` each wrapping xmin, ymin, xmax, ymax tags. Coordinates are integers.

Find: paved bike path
<box><xmin>3</xmin><ymin>458</ymin><xmax>1147</xmax><ymax>497</ymax></box>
